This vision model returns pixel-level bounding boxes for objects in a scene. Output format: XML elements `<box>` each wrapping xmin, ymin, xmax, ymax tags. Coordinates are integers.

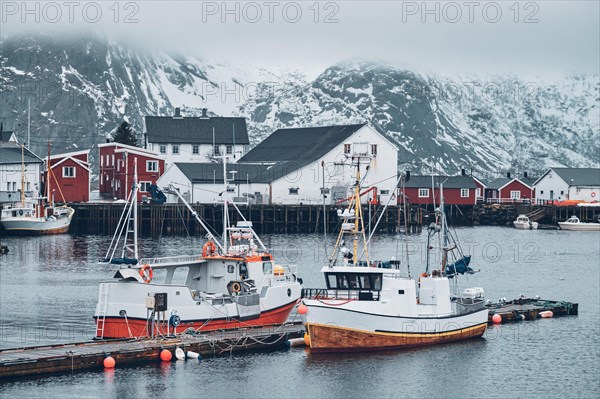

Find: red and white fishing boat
<box><xmin>301</xmin><ymin>155</ymin><xmax>488</xmax><ymax>352</ymax></box>
<box><xmin>94</xmin><ymin>158</ymin><xmax>302</xmax><ymax>339</ymax></box>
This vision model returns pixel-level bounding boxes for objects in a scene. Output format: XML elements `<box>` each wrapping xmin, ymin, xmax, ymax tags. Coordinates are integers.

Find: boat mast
<box><xmin>46</xmin><ymin>141</ymin><xmax>52</xmax><ymax>206</ymax></box>
<box><xmin>20</xmin><ymin>145</ymin><xmax>25</xmax><ymax>207</ymax></box>
<box><xmin>440</xmin><ymin>182</ymin><xmax>448</xmax><ymax>274</ymax></box>
<box><xmin>27</xmin><ymin>98</ymin><xmax>31</xmax><ymax>149</ymax></box>
<box><xmin>133</xmin><ymin>158</ymin><xmax>139</xmax><ymax>261</ymax></box>
<box><xmin>222</xmin><ymin>155</ymin><xmax>229</xmax><ymax>253</ymax></box>
<box><xmin>322</xmin><ymin>160</ymin><xmax>327</xmax><ymax>256</ymax></box>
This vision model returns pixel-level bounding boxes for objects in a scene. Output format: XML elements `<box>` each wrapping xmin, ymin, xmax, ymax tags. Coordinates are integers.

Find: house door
<box><xmin>550</xmin><ymin>190</ymin><xmax>554</xmax><ymax>200</ymax></box>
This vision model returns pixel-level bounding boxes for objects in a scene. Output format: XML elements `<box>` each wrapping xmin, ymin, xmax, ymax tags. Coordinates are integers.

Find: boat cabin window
<box><xmin>262</xmin><ymin>262</ymin><xmax>272</xmax><ymax>274</ymax></box>
<box><xmin>239</xmin><ymin>263</ymin><xmax>248</xmax><ymax>279</ymax></box>
<box><xmin>227</xmin><ymin>265</ymin><xmax>235</xmax><ymax>274</ymax></box>
<box><xmin>325</xmin><ymin>273</ymin><xmax>382</xmax><ymax>291</ymax></box>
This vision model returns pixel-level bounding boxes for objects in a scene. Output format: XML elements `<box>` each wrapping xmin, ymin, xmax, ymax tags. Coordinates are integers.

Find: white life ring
<box><xmin>592</xmin><ymin>192</ymin><xmax>596</xmax><ymax>198</ymax></box>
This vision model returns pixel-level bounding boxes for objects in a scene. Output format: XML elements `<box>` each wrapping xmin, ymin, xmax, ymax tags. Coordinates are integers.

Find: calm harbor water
<box><xmin>0</xmin><ymin>227</ymin><xmax>598</xmax><ymax>398</ymax></box>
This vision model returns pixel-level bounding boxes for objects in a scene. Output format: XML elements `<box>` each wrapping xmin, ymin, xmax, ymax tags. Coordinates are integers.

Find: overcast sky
<box><xmin>2</xmin><ymin>1</ymin><xmax>599</xmax><ymax>77</ymax></box>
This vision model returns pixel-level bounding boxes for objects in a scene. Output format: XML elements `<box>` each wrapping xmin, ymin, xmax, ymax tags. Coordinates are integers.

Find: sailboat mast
<box><xmin>440</xmin><ymin>182</ymin><xmax>448</xmax><ymax>273</ymax></box>
<box><xmin>322</xmin><ymin>161</ymin><xmax>327</xmax><ymax>255</ymax></box>
<box><xmin>352</xmin><ymin>160</ymin><xmax>361</xmax><ymax>265</ymax></box>
<box><xmin>27</xmin><ymin>99</ymin><xmax>31</xmax><ymax>149</ymax></box>
<box><xmin>20</xmin><ymin>145</ymin><xmax>25</xmax><ymax>207</ymax></box>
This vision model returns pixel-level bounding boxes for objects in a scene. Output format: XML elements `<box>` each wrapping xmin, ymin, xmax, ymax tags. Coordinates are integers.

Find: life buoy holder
<box><xmin>592</xmin><ymin>192</ymin><xmax>596</xmax><ymax>198</ymax></box>
<box><xmin>140</xmin><ymin>264</ymin><xmax>153</xmax><ymax>283</ymax></box>
<box><xmin>230</xmin><ymin>282</ymin><xmax>241</xmax><ymax>294</ymax></box>
<box><xmin>202</xmin><ymin>241</ymin><xmax>217</xmax><ymax>257</ymax></box>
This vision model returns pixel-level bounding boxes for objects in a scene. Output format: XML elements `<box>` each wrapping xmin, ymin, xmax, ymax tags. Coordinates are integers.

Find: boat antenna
<box><xmin>222</xmin><ymin>155</ymin><xmax>229</xmax><ymax>253</ymax></box>
<box><xmin>27</xmin><ymin>98</ymin><xmax>31</xmax><ymax>150</ymax></box>
<box><xmin>133</xmin><ymin>158</ymin><xmax>139</xmax><ymax>261</ymax></box>
<box><xmin>402</xmin><ymin>176</ymin><xmax>411</xmax><ymax>278</ymax></box>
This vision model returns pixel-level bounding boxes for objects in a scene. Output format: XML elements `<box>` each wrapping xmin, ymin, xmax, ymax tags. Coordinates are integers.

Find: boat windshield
<box><xmin>325</xmin><ymin>272</ymin><xmax>382</xmax><ymax>291</ymax></box>
<box><xmin>566</xmin><ymin>217</ymin><xmax>580</xmax><ymax>223</ymax></box>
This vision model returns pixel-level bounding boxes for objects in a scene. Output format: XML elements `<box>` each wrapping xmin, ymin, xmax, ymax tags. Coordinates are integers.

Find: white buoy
<box><xmin>175</xmin><ymin>347</ymin><xmax>185</xmax><ymax>360</ymax></box>
<box><xmin>186</xmin><ymin>350</ymin><xmax>200</xmax><ymax>360</ymax></box>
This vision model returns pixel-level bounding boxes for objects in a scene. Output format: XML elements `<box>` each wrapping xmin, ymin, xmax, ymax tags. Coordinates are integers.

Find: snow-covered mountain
<box><xmin>1</xmin><ymin>34</ymin><xmax>598</xmax><ymax>176</ymax></box>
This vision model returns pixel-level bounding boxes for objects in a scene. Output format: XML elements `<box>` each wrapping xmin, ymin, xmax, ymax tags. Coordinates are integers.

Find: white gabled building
<box><xmin>534</xmin><ymin>168</ymin><xmax>600</xmax><ymax>202</ymax></box>
<box><xmin>238</xmin><ymin>123</ymin><xmax>399</xmax><ymax>205</ymax></box>
<box><xmin>145</xmin><ymin>108</ymin><xmax>249</xmax><ymax>166</ymax></box>
<box><xmin>0</xmin><ymin>141</ymin><xmax>44</xmax><ymax>203</ymax></box>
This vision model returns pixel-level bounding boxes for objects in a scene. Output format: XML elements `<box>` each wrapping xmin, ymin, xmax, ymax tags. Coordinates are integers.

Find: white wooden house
<box><xmin>0</xmin><ymin>142</ymin><xmax>43</xmax><ymax>203</ymax></box>
<box><xmin>158</xmin><ymin>124</ymin><xmax>399</xmax><ymax>205</ymax></box>
<box><xmin>534</xmin><ymin>168</ymin><xmax>600</xmax><ymax>202</ymax></box>
<box><xmin>145</xmin><ymin>108</ymin><xmax>249</xmax><ymax>166</ymax></box>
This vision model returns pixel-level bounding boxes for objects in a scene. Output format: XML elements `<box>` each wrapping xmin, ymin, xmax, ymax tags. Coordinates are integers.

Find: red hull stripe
<box><xmin>95</xmin><ymin>300</ymin><xmax>298</xmax><ymax>339</ymax></box>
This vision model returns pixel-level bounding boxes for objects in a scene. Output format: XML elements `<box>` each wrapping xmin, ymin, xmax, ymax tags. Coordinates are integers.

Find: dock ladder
<box><xmin>95</xmin><ymin>283</ymin><xmax>109</xmax><ymax>339</ymax></box>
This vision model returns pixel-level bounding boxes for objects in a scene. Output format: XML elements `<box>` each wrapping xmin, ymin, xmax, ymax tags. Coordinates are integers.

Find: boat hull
<box><xmin>306</xmin><ymin>321</ymin><xmax>487</xmax><ymax>352</ymax></box>
<box><xmin>513</xmin><ymin>221</ymin><xmax>538</xmax><ymax>230</ymax></box>
<box><xmin>0</xmin><ymin>208</ymin><xmax>73</xmax><ymax>235</ymax></box>
<box><xmin>558</xmin><ymin>222</ymin><xmax>600</xmax><ymax>231</ymax></box>
<box><xmin>94</xmin><ymin>300</ymin><xmax>298</xmax><ymax>338</ymax></box>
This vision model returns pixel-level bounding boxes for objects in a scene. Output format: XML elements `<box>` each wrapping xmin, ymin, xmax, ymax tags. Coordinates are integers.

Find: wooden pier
<box><xmin>66</xmin><ymin>203</ymin><xmax>422</xmax><ymax>236</ymax></box>
<box><xmin>487</xmin><ymin>298</ymin><xmax>578</xmax><ymax>324</ymax></box>
<box><xmin>0</xmin><ymin>323</ymin><xmax>304</xmax><ymax>379</ymax></box>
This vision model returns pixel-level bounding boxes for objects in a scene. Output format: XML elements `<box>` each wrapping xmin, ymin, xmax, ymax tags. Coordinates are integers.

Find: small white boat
<box><xmin>558</xmin><ymin>216</ymin><xmax>600</xmax><ymax>231</ymax></box>
<box><xmin>513</xmin><ymin>215</ymin><xmax>538</xmax><ymax>230</ymax></box>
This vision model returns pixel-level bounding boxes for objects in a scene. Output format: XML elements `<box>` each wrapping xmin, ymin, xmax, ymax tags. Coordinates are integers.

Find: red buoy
<box><xmin>103</xmin><ymin>356</ymin><xmax>116</xmax><ymax>368</ymax></box>
<box><xmin>160</xmin><ymin>349</ymin><xmax>172</xmax><ymax>362</ymax></box>
<box><xmin>491</xmin><ymin>314</ymin><xmax>502</xmax><ymax>324</ymax></box>
<box><xmin>297</xmin><ymin>304</ymin><xmax>308</xmax><ymax>315</ymax></box>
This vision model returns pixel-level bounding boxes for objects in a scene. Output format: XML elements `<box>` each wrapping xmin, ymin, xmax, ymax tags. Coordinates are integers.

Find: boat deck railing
<box><xmin>302</xmin><ymin>288</ymin><xmax>380</xmax><ymax>301</ymax></box>
<box><xmin>138</xmin><ymin>254</ymin><xmax>205</xmax><ymax>266</ymax></box>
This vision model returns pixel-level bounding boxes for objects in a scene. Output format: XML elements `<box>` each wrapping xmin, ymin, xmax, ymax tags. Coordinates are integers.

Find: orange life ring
<box><xmin>231</xmin><ymin>282</ymin><xmax>241</xmax><ymax>293</ymax></box>
<box><xmin>202</xmin><ymin>241</ymin><xmax>217</xmax><ymax>257</ymax></box>
<box><xmin>140</xmin><ymin>264</ymin><xmax>153</xmax><ymax>283</ymax></box>
<box><xmin>592</xmin><ymin>192</ymin><xmax>596</xmax><ymax>198</ymax></box>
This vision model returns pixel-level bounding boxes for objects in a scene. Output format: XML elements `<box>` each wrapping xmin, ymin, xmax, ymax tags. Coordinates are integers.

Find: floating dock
<box><xmin>487</xmin><ymin>298</ymin><xmax>578</xmax><ymax>324</ymax></box>
<box><xmin>0</xmin><ymin>323</ymin><xmax>304</xmax><ymax>379</ymax></box>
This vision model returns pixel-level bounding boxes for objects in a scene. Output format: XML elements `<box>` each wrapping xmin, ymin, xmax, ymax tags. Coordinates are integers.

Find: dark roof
<box><xmin>0</xmin><ymin>130</ymin><xmax>15</xmax><ymax>142</ymax></box>
<box><xmin>239</xmin><ymin>124</ymin><xmax>367</xmax><ymax>167</ymax></box>
<box><xmin>401</xmin><ymin>175</ymin><xmax>478</xmax><ymax>189</ymax></box>
<box><xmin>145</xmin><ymin>116</ymin><xmax>249</xmax><ymax>145</ymax></box>
<box><xmin>521</xmin><ymin>177</ymin><xmax>537</xmax><ymax>187</ymax></box>
<box><xmin>0</xmin><ymin>142</ymin><xmax>43</xmax><ymax>164</ymax></box>
<box><xmin>549</xmin><ymin>168</ymin><xmax>600</xmax><ymax>187</ymax></box>
<box><xmin>174</xmin><ymin>163</ymin><xmax>280</xmax><ymax>184</ymax></box>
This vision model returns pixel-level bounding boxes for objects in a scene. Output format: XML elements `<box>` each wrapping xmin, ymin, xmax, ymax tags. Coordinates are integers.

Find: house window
<box><xmin>344</xmin><ymin>144</ymin><xmax>351</xmax><ymax>154</ymax></box>
<box><xmin>289</xmin><ymin>188</ymin><xmax>299</xmax><ymax>195</ymax></box>
<box><xmin>371</xmin><ymin>144</ymin><xmax>378</xmax><ymax>156</ymax></box>
<box><xmin>26</xmin><ymin>182</ymin><xmax>31</xmax><ymax>191</ymax></box>
<box><xmin>6</xmin><ymin>183</ymin><xmax>9</xmax><ymax>191</ymax></box>
<box><xmin>461</xmin><ymin>188</ymin><xmax>469</xmax><ymax>198</ymax></box>
<box><xmin>159</xmin><ymin>145</ymin><xmax>166</xmax><ymax>154</ymax></box>
<box><xmin>476</xmin><ymin>188</ymin><xmax>481</xmax><ymax>197</ymax></box>
<box><xmin>63</xmin><ymin>166</ymin><xmax>75</xmax><ymax>178</ymax></box>
<box><xmin>540</xmin><ymin>190</ymin><xmax>544</xmax><ymax>195</ymax></box>
<box><xmin>140</xmin><ymin>181</ymin><xmax>152</xmax><ymax>192</ymax></box>
<box><xmin>560</xmin><ymin>190</ymin><xmax>564</xmax><ymax>195</ymax></box>
<box><xmin>147</xmin><ymin>160</ymin><xmax>158</xmax><ymax>172</ymax></box>
<box><xmin>192</xmin><ymin>145</ymin><xmax>199</xmax><ymax>155</ymax></box>
<box><xmin>226</xmin><ymin>145</ymin><xmax>233</xmax><ymax>155</ymax></box>
<box><xmin>12</xmin><ymin>182</ymin><xmax>16</xmax><ymax>191</ymax></box>
<box><xmin>510</xmin><ymin>190</ymin><xmax>521</xmax><ymax>200</ymax></box>
<box><xmin>213</xmin><ymin>145</ymin><xmax>220</xmax><ymax>155</ymax></box>
<box><xmin>172</xmin><ymin>145</ymin><xmax>179</xmax><ymax>155</ymax></box>
<box><xmin>418</xmin><ymin>188</ymin><xmax>429</xmax><ymax>198</ymax></box>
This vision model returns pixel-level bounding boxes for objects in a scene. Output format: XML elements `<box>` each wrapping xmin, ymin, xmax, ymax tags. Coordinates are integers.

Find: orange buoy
<box><xmin>491</xmin><ymin>314</ymin><xmax>502</xmax><ymax>324</ymax></box>
<box><xmin>303</xmin><ymin>333</ymin><xmax>311</xmax><ymax>347</ymax></box>
<box><xmin>160</xmin><ymin>349</ymin><xmax>172</xmax><ymax>362</ymax></box>
<box><xmin>297</xmin><ymin>304</ymin><xmax>308</xmax><ymax>315</ymax></box>
<box><xmin>103</xmin><ymin>356</ymin><xmax>116</xmax><ymax>368</ymax></box>
<box><xmin>539</xmin><ymin>310</ymin><xmax>553</xmax><ymax>318</ymax></box>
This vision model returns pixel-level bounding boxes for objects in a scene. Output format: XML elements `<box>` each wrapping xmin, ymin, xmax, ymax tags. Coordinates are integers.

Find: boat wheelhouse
<box><xmin>513</xmin><ymin>214</ymin><xmax>538</xmax><ymax>230</ymax></box>
<box><xmin>558</xmin><ymin>216</ymin><xmax>600</xmax><ymax>231</ymax></box>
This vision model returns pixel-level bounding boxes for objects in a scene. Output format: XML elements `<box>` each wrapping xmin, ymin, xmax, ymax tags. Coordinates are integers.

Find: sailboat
<box><xmin>301</xmin><ymin>155</ymin><xmax>488</xmax><ymax>352</ymax></box>
<box><xmin>94</xmin><ymin>156</ymin><xmax>302</xmax><ymax>339</ymax></box>
<box><xmin>0</xmin><ymin>144</ymin><xmax>74</xmax><ymax>234</ymax></box>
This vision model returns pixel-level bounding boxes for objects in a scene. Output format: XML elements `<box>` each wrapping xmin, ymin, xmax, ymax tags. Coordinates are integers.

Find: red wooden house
<box><xmin>99</xmin><ymin>143</ymin><xmax>165</xmax><ymax>201</ymax></box>
<box><xmin>472</xmin><ymin>176</ymin><xmax>487</xmax><ymax>203</ymax></box>
<box><xmin>45</xmin><ymin>150</ymin><xmax>90</xmax><ymax>203</ymax></box>
<box><xmin>485</xmin><ymin>173</ymin><xmax>536</xmax><ymax>203</ymax></box>
<box><xmin>398</xmin><ymin>171</ymin><xmax>478</xmax><ymax>206</ymax></box>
